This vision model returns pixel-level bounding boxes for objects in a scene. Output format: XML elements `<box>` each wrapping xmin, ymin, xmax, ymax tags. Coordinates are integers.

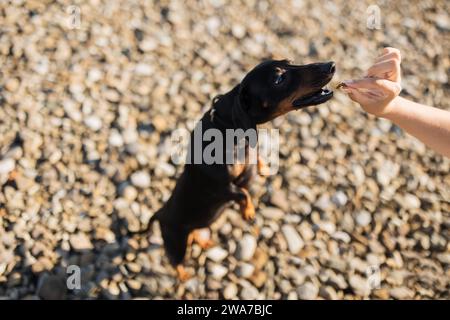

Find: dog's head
<box><xmin>235</xmin><ymin>59</ymin><xmax>335</xmax><ymax>125</ymax></box>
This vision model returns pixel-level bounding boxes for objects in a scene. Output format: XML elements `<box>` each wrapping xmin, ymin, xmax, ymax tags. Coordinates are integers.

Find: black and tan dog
<box><xmin>147</xmin><ymin>59</ymin><xmax>335</xmax><ymax>280</ymax></box>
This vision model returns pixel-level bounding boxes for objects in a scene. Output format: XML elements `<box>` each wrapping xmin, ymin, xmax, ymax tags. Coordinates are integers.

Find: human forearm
<box><xmin>384</xmin><ymin>96</ymin><xmax>450</xmax><ymax>158</ymax></box>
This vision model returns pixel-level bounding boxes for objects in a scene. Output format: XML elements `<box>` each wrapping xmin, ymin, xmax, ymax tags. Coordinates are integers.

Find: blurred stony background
<box><xmin>0</xmin><ymin>0</ymin><xmax>449</xmax><ymax>299</ymax></box>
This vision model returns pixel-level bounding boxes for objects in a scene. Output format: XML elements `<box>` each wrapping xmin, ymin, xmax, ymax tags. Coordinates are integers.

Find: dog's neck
<box><xmin>209</xmin><ymin>85</ymin><xmax>255</xmax><ymax>131</ymax></box>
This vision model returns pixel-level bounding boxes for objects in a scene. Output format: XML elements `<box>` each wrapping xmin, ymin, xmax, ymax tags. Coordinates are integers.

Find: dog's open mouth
<box><xmin>292</xmin><ymin>87</ymin><xmax>333</xmax><ymax>108</ymax></box>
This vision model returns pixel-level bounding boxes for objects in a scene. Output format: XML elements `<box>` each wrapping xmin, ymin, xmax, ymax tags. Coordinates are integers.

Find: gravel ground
<box><xmin>0</xmin><ymin>0</ymin><xmax>449</xmax><ymax>299</ymax></box>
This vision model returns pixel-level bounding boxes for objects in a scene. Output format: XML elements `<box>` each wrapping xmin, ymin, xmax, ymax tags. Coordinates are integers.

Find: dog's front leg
<box><xmin>257</xmin><ymin>156</ymin><xmax>271</xmax><ymax>176</ymax></box>
<box><xmin>229</xmin><ymin>185</ymin><xmax>255</xmax><ymax>221</ymax></box>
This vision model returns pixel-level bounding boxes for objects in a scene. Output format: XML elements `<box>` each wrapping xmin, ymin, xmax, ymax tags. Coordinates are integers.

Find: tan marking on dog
<box><xmin>227</xmin><ymin>163</ymin><xmax>246</xmax><ymax>179</ymax></box>
<box><xmin>176</xmin><ymin>265</ymin><xmax>191</xmax><ymax>282</ymax></box>
<box><xmin>188</xmin><ymin>229</ymin><xmax>214</xmax><ymax>249</ymax></box>
<box><xmin>239</xmin><ymin>187</ymin><xmax>255</xmax><ymax>221</ymax></box>
<box><xmin>270</xmin><ymin>90</ymin><xmax>299</xmax><ymax>120</ymax></box>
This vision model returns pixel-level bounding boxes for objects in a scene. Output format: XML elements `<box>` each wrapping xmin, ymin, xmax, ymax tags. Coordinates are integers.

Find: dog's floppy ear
<box><xmin>232</xmin><ymin>83</ymin><xmax>255</xmax><ymax>130</ymax></box>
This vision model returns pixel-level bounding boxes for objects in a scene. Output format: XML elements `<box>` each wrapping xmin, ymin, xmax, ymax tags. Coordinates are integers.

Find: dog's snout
<box><xmin>328</xmin><ymin>61</ymin><xmax>336</xmax><ymax>74</ymax></box>
<box><xmin>315</xmin><ymin>61</ymin><xmax>335</xmax><ymax>75</ymax></box>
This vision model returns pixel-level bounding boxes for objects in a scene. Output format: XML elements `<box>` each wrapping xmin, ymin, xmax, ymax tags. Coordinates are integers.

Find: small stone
<box><xmin>88</xmin><ymin>69</ymin><xmax>103</xmax><ymax>82</ymax></box>
<box><xmin>349</xmin><ymin>274</ymin><xmax>370</xmax><ymax>297</ymax></box>
<box><xmin>206</xmin><ymin>247</ymin><xmax>228</xmax><ymax>262</ymax></box>
<box><xmin>319</xmin><ymin>286</ymin><xmax>338</xmax><ymax>300</ymax></box>
<box><xmin>281</xmin><ymin>225</ymin><xmax>304</xmax><ymax>254</ymax></box>
<box><xmin>390</xmin><ymin>287</ymin><xmax>414</xmax><ymax>299</ymax></box>
<box><xmin>252</xmin><ymin>248</ymin><xmax>269</xmax><ymax>270</ymax></box>
<box><xmin>95</xmin><ymin>227</ymin><xmax>116</xmax><ymax>243</ymax></box>
<box><xmin>155</xmin><ymin>162</ymin><xmax>176</xmax><ymax>177</ymax></box>
<box><xmin>376</xmin><ymin>161</ymin><xmax>399</xmax><ymax>186</ymax></box>
<box><xmin>260</xmin><ymin>207</ymin><xmax>284</xmax><ymax>220</ymax></box>
<box><xmin>236</xmin><ymin>262</ymin><xmax>255</xmax><ymax>278</ymax></box>
<box><xmin>240</xmin><ymin>285</ymin><xmax>259</xmax><ymax>300</ymax></box>
<box><xmin>315</xmin><ymin>194</ymin><xmax>331</xmax><ymax>211</ymax></box>
<box><xmin>355</xmin><ymin>211</ymin><xmax>371</xmax><ymax>227</ymax></box>
<box><xmin>122</xmin><ymin>185</ymin><xmax>138</xmax><ymax>202</ymax></box>
<box><xmin>37</xmin><ymin>275</ymin><xmax>67</xmax><ymax>300</ymax></box>
<box><xmin>126</xmin><ymin>279</ymin><xmax>142</xmax><ymax>291</ymax></box>
<box><xmin>297</xmin><ymin>282</ymin><xmax>319</xmax><ymax>300</ymax></box>
<box><xmin>331</xmin><ymin>191</ymin><xmax>348</xmax><ymax>207</ymax></box>
<box><xmin>231</xmin><ymin>24</ymin><xmax>246</xmax><ymax>38</ymax></box>
<box><xmin>152</xmin><ymin>115</ymin><xmax>168</xmax><ymax>132</ymax></box>
<box><xmin>109</xmin><ymin>130</ymin><xmax>124</xmax><ymax>147</ymax></box>
<box><xmin>402</xmin><ymin>194</ymin><xmax>421</xmax><ymax>210</ymax></box>
<box><xmin>332</xmin><ymin>231</ymin><xmax>351</xmax><ymax>243</ymax></box>
<box><xmin>139</xmin><ymin>39</ymin><xmax>158</xmax><ymax>52</ymax></box>
<box><xmin>130</xmin><ymin>171</ymin><xmax>151</xmax><ymax>188</ymax></box>
<box><xmin>270</xmin><ymin>190</ymin><xmax>289</xmax><ymax>212</ymax></box>
<box><xmin>236</xmin><ymin>234</ymin><xmax>257</xmax><ymax>261</ymax></box>
<box><xmin>223</xmin><ymin>283</ymin><xmax>238</xmax><ymax>299</ymax></box>
<box><xmin>5</xmin><ymin>78</ymin><xmax>20</xmax><ymax>92</ymax></box>
<box><xmin>84</xmin><ymin>115</ymin><xmax>102</xmax><ymax>131</ymax></box>
<box><xmin>250</xmin><ymin>270</ymin><xmax>267</xmax><ymax>288</ymax></box>
<box><xmin>135</xmin><ymin>63</ymin><xmax>154</xmax><ymax>76</ymax></box>
<box><xmin>209</xmin><ymin>264</ymin><xmax>228</xmax><ymax>280</ymax></box>
<box><xmin>298</xmin><ymin>223</ymin><xmax>315</xmax><ymax>241</ymax></box>
<box><xmin>0</xmin><ymin>158</ymin><xmax>15</xmax><ymax>175</ymax></box>
<box><xmin>104</xmin><ymin>89</ymin><xmax>120</xmax><ymax>102</ymax></box>
<box><xmin>373</xmin><ymin>288</ymin><xmax>390</xmax><ymax>299</ymax></box>
<box><xmin>69</xmin><ymin>233</ymin><xmax>94</xmax><ymax>251</ymax></box>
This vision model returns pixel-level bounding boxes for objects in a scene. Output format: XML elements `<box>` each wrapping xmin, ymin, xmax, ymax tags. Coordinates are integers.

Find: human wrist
<box><xmin>381</xmin><ymin>96</ymin><xmax>402</xmax><ymax>119</ymax></box>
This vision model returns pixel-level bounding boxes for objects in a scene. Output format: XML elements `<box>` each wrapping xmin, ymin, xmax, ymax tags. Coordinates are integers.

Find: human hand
<box><xmin>340</xmin><ymin>47</ymin><xmax>402</xmax><ymax>117</ymax></box>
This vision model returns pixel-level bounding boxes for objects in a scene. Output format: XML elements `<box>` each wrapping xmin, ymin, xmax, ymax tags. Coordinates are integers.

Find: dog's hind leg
<box><xmin>159</xmin><ymin>221</ymin><xmax>191</xmax><ymax>281</ymax></box>
<box><xmin>176</xmin><ymin>265</ymin><xmax>190</xmax><ymax>282</ymax></box>
<box><xmin>188</xmin><ymin>228</ymin><xmax>214</xmax><ymax>249</ymax></box>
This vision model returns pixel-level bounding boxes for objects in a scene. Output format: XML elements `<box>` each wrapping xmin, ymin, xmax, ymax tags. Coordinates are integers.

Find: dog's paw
<box><xmin>197</xmin><ymin>238</ymin><xmax>215</xmax><ymax>250</ymax></box>
<box><xmin>257</xmin><ymin>158</ymin><xmax>271</xmax><ymax>176</ymax></box>
<box><xmin>176</xmin><ymin>265</ymin><xmax>191</xmax><ymax>282</ymax></box>
<box><xmin>242</xmin><ymin>204</ymin><xmax>256</xmax><ymax>221</ymax></box>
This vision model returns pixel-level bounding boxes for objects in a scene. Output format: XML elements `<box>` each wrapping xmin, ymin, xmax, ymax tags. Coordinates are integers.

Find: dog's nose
<box><xmin>328</xmin><ymin>61</ymin><xmax>336</xmax><ymax>73</ymax></box>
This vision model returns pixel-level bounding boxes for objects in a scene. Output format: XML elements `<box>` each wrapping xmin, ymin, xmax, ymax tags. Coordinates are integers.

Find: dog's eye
<box><xmin>274</xmin><ymin>73</ymin><xmax>285</xmax><ymax>85</ymax></box>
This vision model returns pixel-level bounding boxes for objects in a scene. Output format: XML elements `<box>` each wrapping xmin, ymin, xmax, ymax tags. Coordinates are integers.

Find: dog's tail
<box><xmin>129</xmin><ymin>208</ymin><xmax>162</xmax><ymax>235</ymax></box>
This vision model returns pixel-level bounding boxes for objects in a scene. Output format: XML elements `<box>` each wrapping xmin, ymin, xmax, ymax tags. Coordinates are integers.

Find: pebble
<box><xmin>240</xmin><ymin>285</ymin><xmax>259</xmax><ymax>300</ymax></box>
<box><xmin>223</xmin><ymin>283</ymin><xmax>238</xmax><ymax>299</ymax></box>
<box><xmin>37</xmin><ymin>275</ymin><xmax>67</xmax><ymax>300</ymax></box>
<box><xmin>130</xmin><ymin>171</ymin><xmax>151</xmax><ymax>188</ymax></box>
<box><xmin>297</xmin><ymin>282</ymin><xmax>319</xmax><ymax>300</ymax></box>
<box><xmin>209</xmin><ymin>264</ymin><xmax>228</xmax><ymax>280</ymax></box>
<box><xmin>260</xmin><ymin>207</ymin><xmax>284</xmax><ymax>220</ymax></box>
<box><xmin>349</xmin><ymin>275</ymin><xmax>370</xmax><ymax>297</ymax></box>
<box><xmin>355</xmin><ymin>211</ymin><xmax>372</xmax><ymax>227</ymax></box>
<box><xmin>390</xmin><ymin>287</ymin><xmax>414</xmax><ymax>299</ymax></box>
<box><xmin>0</xmin><ymin>158</ymin><xmax>15</xmax><ymax>175</ymax></box>
<box><xmin>84</xmin><ymin>115</ymin><xmax>103</xmax><ymax>131</ymax></box>
<box><xmin>206</xmin><ymin>247</ymin><xmax>228</xmax><ymax>262</ymax></box>
<box><xmin>69</xmin><ymin>233</ymin><xmax>94</xmax><ymax>251</ymax></box>
<box><xmin>236</xmin><ymin>263</ymin><xmax>255</xmax><ymax>278</ymax></box>
<box><xmin>331</xmin><ymin>191</ymin><xmax>348</xmax><ymax>207</ymax></box>
<box><xmin>236</xmin><ymin>234</ymin><xmax>257</xmax><ymax>261</ymax></box>
<box><xmin>281</xmin><ymin>225</ymin><xmax>304</xmax><ymax>255</ymax></box>
<box><xmin>5</xmin><ymin>78</ymin><xmax>20</xmax><ymax>92</ymax></box>
<box><xmin>402</xmin><ymin>194</ymin><xmax>421</xmax><ymax>210</ymax></box>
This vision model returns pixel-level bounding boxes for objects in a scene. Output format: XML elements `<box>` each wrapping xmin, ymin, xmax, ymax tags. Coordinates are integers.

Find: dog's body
<box><xmin>149</xmin><ymin>59</ymin><xmax>335</xmax><ymax>279</ymax></box>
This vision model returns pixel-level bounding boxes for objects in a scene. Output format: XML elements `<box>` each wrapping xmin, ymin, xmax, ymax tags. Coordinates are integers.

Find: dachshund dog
<box><xmin>147</xmin><ymin>59</ymin><xmax>335</xmax><ymax>280</ymax></box>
